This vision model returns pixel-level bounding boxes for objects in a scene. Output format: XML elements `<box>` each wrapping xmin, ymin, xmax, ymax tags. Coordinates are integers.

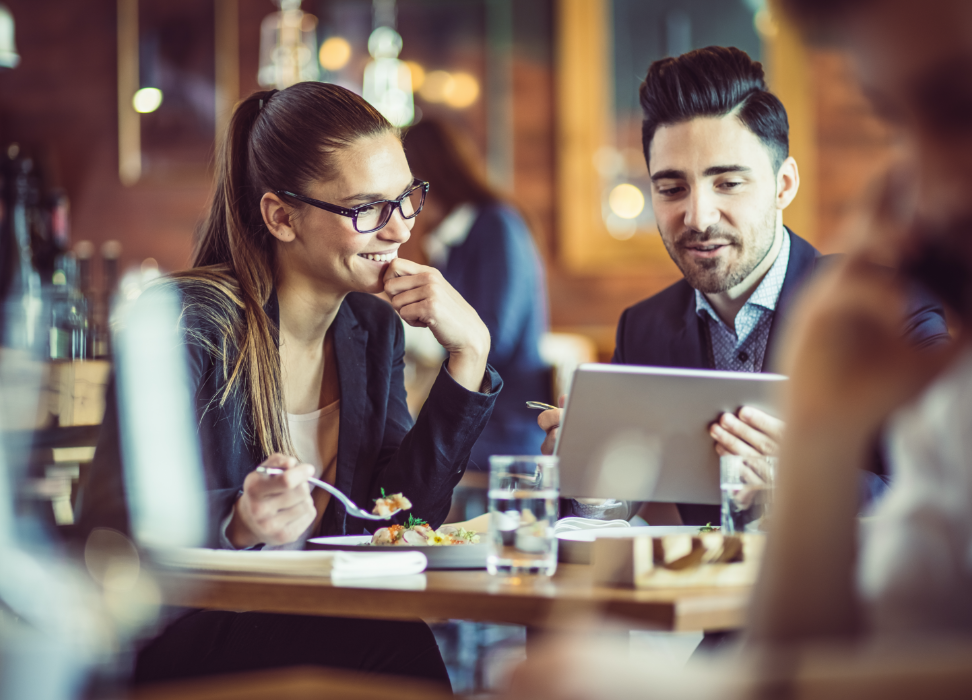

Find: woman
<box><xmin>79</xmin><ymin>83</ymin><xmax>500</xmax><ymax>686</ymax></box>
<box><xmin>401</xmin><ymin>119</ymin><xmax>549</xmax><ymax>471</ymax></box>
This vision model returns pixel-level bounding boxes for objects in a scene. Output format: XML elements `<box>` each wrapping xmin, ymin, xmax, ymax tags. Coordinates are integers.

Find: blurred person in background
<box><xmin>78</xmin><ymin>82</ymin><xmax>501</xmax><ymax>688</ymax></box>
<box><xmin>401</xmin><ymin>119</ymin><xmax>550</xmax><ymax>474</ymax></box>
<box><xmin>751</xmin><ymin>0</ymin><xmax>972</xmax><ymax>645</ymax></box>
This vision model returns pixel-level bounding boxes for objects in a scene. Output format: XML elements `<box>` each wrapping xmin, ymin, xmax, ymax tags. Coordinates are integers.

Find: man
<box><xmin>540</xmin><ymin>46</ymin><xmax>948</xmax><ymax>524</ymax></box>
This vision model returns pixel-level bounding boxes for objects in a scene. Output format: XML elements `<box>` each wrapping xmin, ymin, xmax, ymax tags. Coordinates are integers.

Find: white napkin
<box><xmin>331</xmin><ymin>550</ymin><xmax>427</xmax><ymax>578</ymax></box>
<box><xmin>152</xmin><ymin>547</ymin><xmax>427</xmax><ymax>578</ymax></box>
<box><xmin>554</xmin><ymin>517</ymin><xmax>632</xmax><ymax>536</ymax></box>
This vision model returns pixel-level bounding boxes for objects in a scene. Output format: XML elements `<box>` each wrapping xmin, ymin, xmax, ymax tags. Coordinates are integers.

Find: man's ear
<box><xmin>776</xmin><ymin>156</ymin><xmax>800</xmax><ymax>210</ymax></box>
<box><xmin>261</xmin><ymin>192</ymin><xmax>297</xmax><ymax>243</ymax></box>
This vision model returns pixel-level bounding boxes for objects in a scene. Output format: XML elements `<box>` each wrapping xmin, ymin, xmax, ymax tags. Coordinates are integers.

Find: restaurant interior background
<box><xmin>0</xmin><ymin>0</ymin><xmax>911</xmax><ymax>697</ymax></box>
<box><xmin>0</xmin><ymin>0</ymin><xmax>896</xmax><ymax>360</ymax></box>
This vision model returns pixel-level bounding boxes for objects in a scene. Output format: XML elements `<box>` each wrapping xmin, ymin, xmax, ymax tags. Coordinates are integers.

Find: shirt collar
<box><xmin>695</xmin><ymin>228</ymin><xmax>792</xmax><ymax>321</ymax></box>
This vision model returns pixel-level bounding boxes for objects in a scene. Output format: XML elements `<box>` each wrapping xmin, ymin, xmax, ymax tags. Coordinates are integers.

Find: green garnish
<box><xmin>404</xmin><ymin>514</ymin><xmax>428</xmax><ymax>528</ymax></box>
<box><xmin>699</xmin><ymin>522</ymin><xmax>720</xmax><ymax>533</ymax></box>
<box><xmin>374</xmin><ymin>487</ymin><xmax>387</xmax><ymax>503</ymax></box>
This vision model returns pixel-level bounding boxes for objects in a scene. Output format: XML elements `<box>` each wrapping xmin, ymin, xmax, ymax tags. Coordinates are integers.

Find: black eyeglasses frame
<box><xmin>275</xmin><ymin>179</ymin><xmax>429</xmax><ymax>234</ymax></box>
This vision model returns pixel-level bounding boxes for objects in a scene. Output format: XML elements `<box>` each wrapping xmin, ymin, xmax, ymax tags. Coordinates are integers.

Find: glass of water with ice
<box><xmin>486</xmin><ymin>455</ymin><xmax>559</xmax><ymax>576</ymax></box>
<box><xmin>720</xmin><ymin>455</ymin><xmax>776</xmax><ymax>534</ymax></box>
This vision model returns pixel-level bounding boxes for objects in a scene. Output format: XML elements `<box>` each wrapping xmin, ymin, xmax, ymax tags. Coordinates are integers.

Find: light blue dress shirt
<box><xmin>694</xmin><ymin>230</ymin><xmax>791</xmax><ymax>372</ymax></box>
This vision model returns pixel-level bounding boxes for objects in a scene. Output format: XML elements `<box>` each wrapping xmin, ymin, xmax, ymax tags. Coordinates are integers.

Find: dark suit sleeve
<box><xmin>364</xmin><ymin>319</ymin><xmax>502</xmax><ymax>529</ymax></box>
<box><xmin>611</xmin><ymin>307</ymin><xmax>629</xmax><ymax>364</ymax></box>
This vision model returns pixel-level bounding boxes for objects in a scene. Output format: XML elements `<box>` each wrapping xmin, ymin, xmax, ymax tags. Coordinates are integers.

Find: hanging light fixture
<box><xmin>258</xmin><ymin>0</ymin><xmax>319</xmax><ymax>89</ymax></box>
<box><xmin>0</xmin><ymin>3</ymin><xmax>20</xmax><ymax>70</ymax></box>
<box><xmin>362</xmin><ymin>0</ymin><xmax>414</xmax><ymax>127</ymax></box>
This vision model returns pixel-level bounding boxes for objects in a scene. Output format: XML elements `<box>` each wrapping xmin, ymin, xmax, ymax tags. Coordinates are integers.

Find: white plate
<box><xmin>307</xmin><ymin>535</ymin><xmax>488</xmax><ymax>570</ymax></box>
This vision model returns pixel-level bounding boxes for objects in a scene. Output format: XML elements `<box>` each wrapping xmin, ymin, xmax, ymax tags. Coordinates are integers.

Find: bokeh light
<box><xmin>608</xmin><ymin>183</ymin><xmax>645</xmax><ymax>219</ymax></box>
<box><xmin>418</xmin><ymin>70</ymin><xmax>453</xmax><ymax>103</ymax></box>
<box><xmin>405</xmin><ymin>61</ymin><xmax>425</xmax><ymax>91</ymax></box>
<box><xmin>605</xmin><ymin>213</ymin><xmax>637</xmax><ymax>240</ymax></box>
<box><xmin>318</xmin><ymin>36</ymin><xmax>351</xmax><ymax>71</ymax></box>
<box><xmin>444</xmin><ymin>72</ymin><xmax>479</xmax><ymax>108</ymax></box>
<box><xmin>132</xmin><ymin>87</ymin><xmax>163</xmax><ymax>114</ymax></box>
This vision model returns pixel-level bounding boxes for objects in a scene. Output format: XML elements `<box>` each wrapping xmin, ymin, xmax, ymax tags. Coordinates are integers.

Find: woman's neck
<box><xmin>275</xmin><ymin>272</ymin><xmax>345</xmax><ymax>349</ymax></box>
<box><xmin>275</xmin><ymin>272</ymin><xmax>345</xmax><ymax>415</ymax></box>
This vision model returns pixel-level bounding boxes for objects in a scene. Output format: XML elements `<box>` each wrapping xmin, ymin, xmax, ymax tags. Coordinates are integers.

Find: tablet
<box><xmin>554</xmin><ymin>364</ymin><xmax>786</xmax><ymax>504</ymax></box>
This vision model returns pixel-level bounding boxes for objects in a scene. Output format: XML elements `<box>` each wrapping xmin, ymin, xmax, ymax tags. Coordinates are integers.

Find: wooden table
<box><xmin>154</xmin><ymin>563</ymin><xmax>750</xmax><ymax>633</ymax></box>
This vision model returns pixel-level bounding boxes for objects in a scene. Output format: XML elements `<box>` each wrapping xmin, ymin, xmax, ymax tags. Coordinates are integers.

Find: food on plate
<box><xmin>370</xmin><ymin>515</ymin><xmax>481</xmax><ymax>546</ymax></box>
<box><xmin>372</xmin><ymin>490</ymin><xmax>412</xmax><ymax>517</ymax></box>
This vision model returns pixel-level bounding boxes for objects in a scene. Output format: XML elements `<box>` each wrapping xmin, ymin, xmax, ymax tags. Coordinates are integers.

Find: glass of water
<box><xmin>486</xmin><ymin>455</ymin><xmax>559</xmax><ymax>576</ymax></box>
<box><xmin>720</xmin><ymin>455</ymin><xmax>776</xmax><ymax>534</ymax></box>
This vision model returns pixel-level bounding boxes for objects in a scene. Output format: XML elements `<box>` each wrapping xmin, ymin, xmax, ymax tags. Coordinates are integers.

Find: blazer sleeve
<box><xmin>365</xmin><ymin>319</ymin><xmax>502</xmax><ymax>529</ymax></box>
<box><xmin>611</xmin><ymin>307</ymin><xmax>630</xmax><ymax>364</ymax></box>
<box><xmin>903</xmin><ymin>283</ymin><xmax>951</xmax><ymax>349</ymax></box>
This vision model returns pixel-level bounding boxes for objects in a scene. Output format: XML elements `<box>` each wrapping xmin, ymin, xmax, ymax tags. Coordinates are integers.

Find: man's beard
<box><xmin>660</xmin><ymin>207</ymin><xmax>778</xmax><ymax>294</ymax></box>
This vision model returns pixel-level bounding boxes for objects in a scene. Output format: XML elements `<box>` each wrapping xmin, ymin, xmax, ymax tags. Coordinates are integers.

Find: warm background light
<box><xmin>417</xmin><ymin>70</ymin><xmax>479</xmax><ymax>108</ymax></box>
<box><xmin>404</xmin><ymin>60</ymin><xmax>425</xmax><ymax>91</ymax></box>
<box><xmin>444</xmin><ymin>72</ymin><xmax>479</xmax><ymax>108</ymax></box>
<box><xmin>418</xmin><ymin>70</ymin><xmax>452</xmax><ymax>103</ymax></box>
<box><xmin>132</xmin><ymin>87</ymin><xmax>162</xmax><ymax>114</ymax></box>
<box><xmin>318</xmin><ymin>36</ymin><xmax>351</xmax><ymax>71</ymax></box>
<box><xmin>608</xmin><ymin>183</ymin><xmax>645</xmax><ymax>219</ymax></box>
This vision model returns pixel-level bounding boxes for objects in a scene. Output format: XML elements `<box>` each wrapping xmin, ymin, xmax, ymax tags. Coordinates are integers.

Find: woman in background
<box><xmin>402</xmin><ymin>119</ymin><xmax>550</xmax><ymax>473</ymax></box>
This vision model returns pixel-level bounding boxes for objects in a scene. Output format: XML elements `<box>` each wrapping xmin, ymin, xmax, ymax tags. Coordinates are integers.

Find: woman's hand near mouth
<box><xmin>383</xmin><ymin>258</ymin><xmax>490</xmax><ymax>392</ymax></box>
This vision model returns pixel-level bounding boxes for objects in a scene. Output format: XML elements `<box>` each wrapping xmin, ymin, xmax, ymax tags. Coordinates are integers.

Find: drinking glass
<box><xmin>486</xmin><ymin>455</ymin><xmax>559</xmax><ymax>576</ymax></box>
<box><xmin>720</xmin><ymin>455</ymin><xmax>776</xmax><ymax>534</ymax></box>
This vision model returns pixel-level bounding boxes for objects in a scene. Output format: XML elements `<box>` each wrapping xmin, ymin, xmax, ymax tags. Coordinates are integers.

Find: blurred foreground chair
<box><xmin>783</xmin><ymin>642</ymin><xmax>972</xmax><ymax>700</ymax></box>
<box><xmin>130</xmin><ymin>666</ymin><xmax>453</xmax><ymax>700</ymax></box>
<box><xmin>5</xmin><ymin>359</ymin><xmax>110</xmax><ymax>534</ymax></box>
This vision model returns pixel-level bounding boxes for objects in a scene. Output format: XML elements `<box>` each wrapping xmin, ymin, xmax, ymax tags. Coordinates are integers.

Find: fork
<box><xmin>255</xmin><ymin>466</ymin><xmax>400</xmax><ymax>521</ymax></box>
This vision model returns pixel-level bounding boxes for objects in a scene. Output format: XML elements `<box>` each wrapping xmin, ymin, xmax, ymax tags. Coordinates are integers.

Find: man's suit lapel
<box><xmin>762</xmin><ymin>230</ymin><xmax>820</xmax><ymax>371</ymax></box>
<box><xmin>674</xmin><ymin>295</ymin><xmax>712</xmax><ymax>370</ymax></box>
<box><xmin>332</xmin><ymin>300</ymin><xmax>369</xmax><ymax>533</ymax></box>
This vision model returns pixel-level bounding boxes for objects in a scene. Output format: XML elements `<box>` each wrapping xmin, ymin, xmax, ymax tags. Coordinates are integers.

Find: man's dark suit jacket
<box><xmin>610</xmin><ymin>229</ymin><xmax>950</xmax><ymax>524</ymax></box>
<box><xmin>78</xmin><ymin>288</ymin><xmax>502</xmax><ymax>547</ymax></box>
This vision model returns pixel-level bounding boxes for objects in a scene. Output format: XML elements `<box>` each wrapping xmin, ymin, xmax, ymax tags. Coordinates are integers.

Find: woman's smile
<box><xmin>357</xmin><ymin>249</ymin><xmax>399</xmax><ymax>264</ymax></box>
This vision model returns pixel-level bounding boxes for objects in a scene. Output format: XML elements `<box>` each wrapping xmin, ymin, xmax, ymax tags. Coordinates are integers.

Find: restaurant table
<box><xmin>153</xmin><ymin>562</ymin><xmax>750</xmax><ymax>634</ymax></box>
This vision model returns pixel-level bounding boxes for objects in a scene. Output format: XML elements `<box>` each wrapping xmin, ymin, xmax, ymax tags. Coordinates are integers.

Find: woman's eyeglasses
<box><xmin>276</xmin><ymin>179</ymin><xmax>429</xmax><ymax>234</ymax></box>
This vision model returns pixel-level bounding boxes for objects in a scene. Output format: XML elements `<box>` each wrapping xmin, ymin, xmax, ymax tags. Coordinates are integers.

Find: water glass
<box><xmin>486</xmin><ymin>455</ymin><xmax>559</xmax><ymax>576</ymax></box>
<box><xmin>720</xmin><ymin>455</ymin><xmax>776</xmax><ymax>534</ymax></box>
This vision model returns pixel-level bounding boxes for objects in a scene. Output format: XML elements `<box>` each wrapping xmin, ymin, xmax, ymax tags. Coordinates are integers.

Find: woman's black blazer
<box><xmin>78</xmin><ymin>287</ymin><xmax>501</xmax><ymax>547</ymax></box>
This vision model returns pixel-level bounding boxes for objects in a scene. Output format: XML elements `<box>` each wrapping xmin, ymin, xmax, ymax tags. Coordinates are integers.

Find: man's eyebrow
<box><xmin>703</xmin><ymin>165</ymin><xmax>751</xmax><ymax>176</ymax></box>
<box><xmin>650</xmin><ymin>165</ymin><xmax>751</xmax><ymax>182</ymax></box>
<box><xmin>650</xmin><ymin>169</ymin><xmax>684</xmax><ymax>182</ymax></box>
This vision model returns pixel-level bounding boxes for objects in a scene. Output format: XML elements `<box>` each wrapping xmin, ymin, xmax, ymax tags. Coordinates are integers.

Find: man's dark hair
<box><xmin>640</xmin><ymin>46</ymin><xmax>789</xmax><ymax>174</ymax></box>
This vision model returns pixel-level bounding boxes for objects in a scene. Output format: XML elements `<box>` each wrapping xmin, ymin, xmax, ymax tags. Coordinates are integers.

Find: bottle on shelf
<box><xmin>48</xmin><ymin>248</ymin><xmax>87</xmax><ymax>360</ymax></box>
<box><xmin>1</xmin><ymin>144</ymin><xmax>46</xmax><ymax>355</ymax></box>
<box><xmin>95</xmin><ymin>240</ymin><xmax>121</xmax><ymax>358</ymax></box>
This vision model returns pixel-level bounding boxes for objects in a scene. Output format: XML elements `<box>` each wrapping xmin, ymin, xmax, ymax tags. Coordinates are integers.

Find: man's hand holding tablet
<box><xmin>539</xmin><ymin>396</ymin><xmax>784</xmax><ymax>461</ymax></box>
<box><xmin>710</xmin><ymin>406</ymin><xmax>785</xmax><ymax>459</ymax></box>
